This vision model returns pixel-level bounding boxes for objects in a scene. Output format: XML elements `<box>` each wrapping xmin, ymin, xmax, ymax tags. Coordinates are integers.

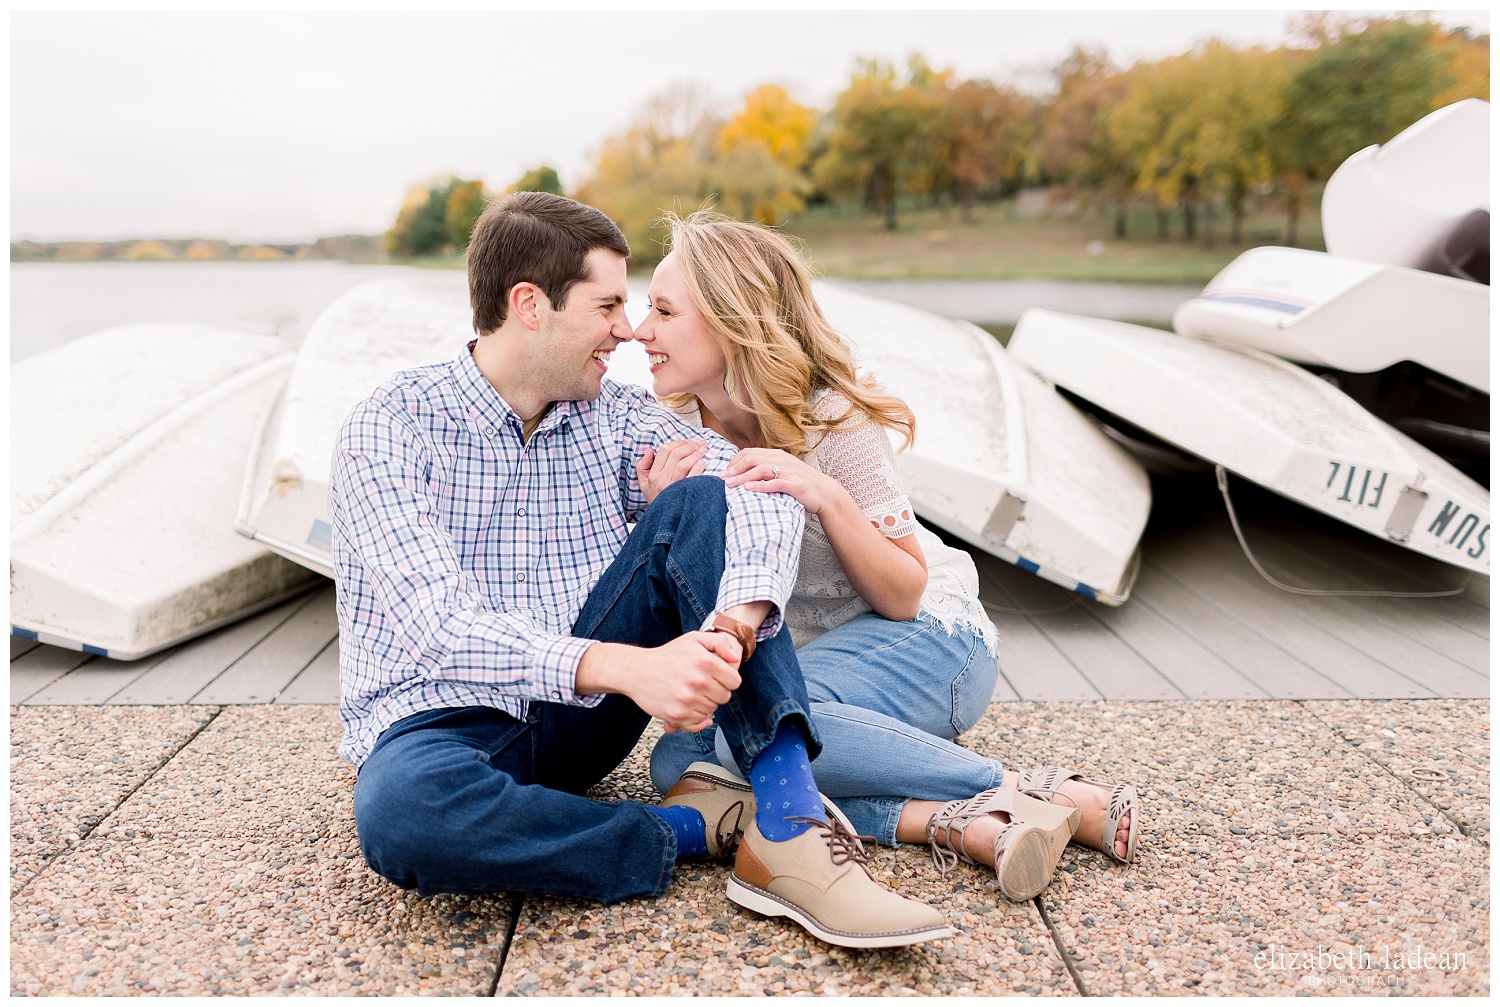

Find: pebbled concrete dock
<box><xmin>10</xmin><ymin>698</ymin><xmax>1488</xmax><ymax>996</ymax></box>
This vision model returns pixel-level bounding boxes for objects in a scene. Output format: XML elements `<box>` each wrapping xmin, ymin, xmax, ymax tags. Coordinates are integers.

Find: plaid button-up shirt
<box><xmin>329</xmin><ymin>349</ymin><xmax>805</xmax><ymax>767</ymax></box>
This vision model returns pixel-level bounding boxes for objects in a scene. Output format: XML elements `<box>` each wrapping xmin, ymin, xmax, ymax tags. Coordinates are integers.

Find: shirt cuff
<box><xmin>536</xmin><ymin>635</ymin><xmax>604</xmax><ymax>707</ymax></box>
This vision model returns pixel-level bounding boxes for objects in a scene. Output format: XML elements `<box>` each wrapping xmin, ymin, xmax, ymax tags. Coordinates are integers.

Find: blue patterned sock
<box><xmin>645</xmin><ymin>805</ymin><xmax>709</xmax><ymax>859</ymax></box>
<box><xmin>749</xmin><ymin>723</ymin><xmax>825</xmax><ymax>841</ymax></box>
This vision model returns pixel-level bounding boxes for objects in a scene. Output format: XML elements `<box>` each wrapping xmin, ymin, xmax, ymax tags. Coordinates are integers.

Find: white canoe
<box><xmin>1321</xmin><ymin>98</ymin><xmax>1489</xmax><ymax>282</ymax></box>
<box><xmin>237</xmin><ymin>281</ymin><xmax>475</xmax><ymax>577</ymax></box>
<box><xmin>241</xmin><ymin>279</ymin><xmax>1152</xmax><ymax>603</ymax></box>
<box><xmin>1009</xmin><ymin>309</ymin><xmax>1491</xmax><ymax>575</ymax></box>
<box><xmin>814</xmin><ymin>283</ymin><xmax>1152</xmax><ymax>604</ymax></box>
<box><xmin>1172</xmin><ymin>246</ymin><xmax>1489</xmax><ymax>393</ymax></box>
<box><xmin>11</xmin><ymin>326</ymin><xmax>322</xmax><ymax>659</ymax></box>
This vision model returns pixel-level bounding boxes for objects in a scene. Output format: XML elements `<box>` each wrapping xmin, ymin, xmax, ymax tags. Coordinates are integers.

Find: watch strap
<box><xmin>710</xmin><ymin>612</ymin><xmax>757</xmax><ymax>665</ymax></box>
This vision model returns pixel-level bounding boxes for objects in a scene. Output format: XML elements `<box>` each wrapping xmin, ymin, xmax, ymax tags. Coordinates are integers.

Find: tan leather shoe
<box><xmin>661</xmin><ymin>761</ymin><xmax>864</xmax><ymax>860</ymax></box>
<box><xmin>660</xmin><ymin>762</ymin><xmax>754</xmax><ymax>858</ymax></box>
<box><xmin>728</xmin><ymin>816</ymin><xmax>953</xmax><ymax>949</ymax></box>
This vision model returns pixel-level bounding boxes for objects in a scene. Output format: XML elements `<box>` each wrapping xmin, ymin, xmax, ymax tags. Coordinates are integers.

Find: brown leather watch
<box><xmin>709</xmin><ymin>612</ymin><xmax>757</xmax><ymax>665</ymax></box>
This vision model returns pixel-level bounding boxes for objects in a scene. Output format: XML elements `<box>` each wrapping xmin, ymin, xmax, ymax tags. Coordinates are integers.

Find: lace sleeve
<box><xmin>810</xmin><ymin>391</ymin><xmax>917</xmax><ymax>538</ymax></box>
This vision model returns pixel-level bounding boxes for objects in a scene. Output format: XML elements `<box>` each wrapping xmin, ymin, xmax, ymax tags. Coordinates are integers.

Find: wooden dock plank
<box><xmin>1230</xmin><ymin>507</ymin><xmax>1488</xmax><ymax>642</ymax></box>
<box><xmin>1126</xmin><ymin>562</ymin><xmax>1345</xmax><ymax>699</ymax></box>
<box><xmin>1187</xmin><ymin>521</ymin><xmax>1490</xmax><ymax>694</ymax></box>
<box><xmin>10</xmin><ymin>647</ymin><xmax>96</xmax><ymax>704</ymax></box>
<box><xmin>1149</xmin><ymin>535</ymin><xmax>1436</xmax><ymax>699</ymax></box>
<box><xmin>22</xmin><ymin>654</ymin><xmax>165</xmax><ymax>705</ymax></box>
<box><xmin>1089</xmin><ymin>583</ymin><xmax>1267</xmax><ymax>699</ymax></box>
<box><xmin>194</xmin><ymin>588</ymin><xmax>338</xmax><ymax>704</ymax></box>
<box><xmin>983</xmin><ymin>606</ymin><xmax>1101</xmax><ymax>701</ymax></box>
<box><xmin>1032</xmin><ymin>609</ymin><xmax>1183</xmax><ymax>700</ymax></box>
<box><xmin>107</xmin><ymin>597</ymin><xmax>307</xmax><ymax>705</ymax></box>
<box><xmin>972</xmin><ymin>549</ymin><xmax>1108</xmax><ymax>701</ymax></box>
<box><xmin>276</xmin><ymin>639</ymin><xmax>341</xmax><ymax>704</ymax></box>
<box><xmin>1217</xmin><ymin>481</ymin><xmax>1490</xmax><ymax>623</ymax></box>
<box><xmin>11</xmin><ymin>637</ymin><xmax>41</xmax><ymax>661</ymax></box>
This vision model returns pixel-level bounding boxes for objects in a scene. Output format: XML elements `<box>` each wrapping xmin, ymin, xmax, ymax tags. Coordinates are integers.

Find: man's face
<box><xmin>533</xmin><ymin>248</ymin><xmax>632</xmax><ymax>403</ymax></box>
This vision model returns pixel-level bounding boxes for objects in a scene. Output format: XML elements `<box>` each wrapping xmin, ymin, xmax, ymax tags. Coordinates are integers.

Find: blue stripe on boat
<box><xmin>12</xmin><ymin>627</ymin><xmax>39</xmax><ymax>640</ymax></box>
<box><xmin>1201</xmin><ymin>293</ymin><xmax>1307</xmax><ymax>315</ymax></box>
<box><xmin>1016</xmin><ymin>558</ymin><xmax>1040</xmax><ymax>574</ymax></box>
<box><xmin>82</xmin><ymin>644</ymin><xmax>109</xmax><ymax>656</ymax></box>
<box><xmin>1074</xmin><ymin>583</ymin><xmax>1098</xmax><ymax>599</ymax></box>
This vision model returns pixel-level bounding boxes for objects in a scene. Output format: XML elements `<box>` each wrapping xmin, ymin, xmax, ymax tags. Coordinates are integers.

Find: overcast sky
<box><xmin>10</xmin><ymin>8</ymin><xmax>1490</xmax><ymax>243</ymax></box>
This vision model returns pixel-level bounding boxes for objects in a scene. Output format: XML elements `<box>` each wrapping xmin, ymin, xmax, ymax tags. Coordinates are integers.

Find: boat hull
<box><xmin>11</xmin><ymin>326</ymin><xmax>322</xmax><ymax>659</ymax></box>
<box><xmin>1009</xmin><ymin>310</ymin><xmax>1491</xmax><ymax>576</ymax></box>
<box><xmin>815</xmin><ymin>283</ymin><xmax>1151</xmax><ymax>603</ymax></box>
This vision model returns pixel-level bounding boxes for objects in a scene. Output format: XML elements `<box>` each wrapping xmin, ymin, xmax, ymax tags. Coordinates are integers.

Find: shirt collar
<box><xmin>451</xmin><ymin>341</ymin><xmax>578</xmax><ymax>439</ymax></box>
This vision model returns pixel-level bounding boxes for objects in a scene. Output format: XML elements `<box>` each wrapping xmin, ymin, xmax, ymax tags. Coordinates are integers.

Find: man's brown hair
<box><xmin>466</xmin><ymin>191</ymin><xmax>631</xmax><ymax>334</ymax></box>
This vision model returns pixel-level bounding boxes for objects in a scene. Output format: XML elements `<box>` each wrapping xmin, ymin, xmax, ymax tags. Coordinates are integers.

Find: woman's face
<box><xmin>635</xmin><ymin>253</ymin><xmax>728</xmax><ymax>399</ymax></box>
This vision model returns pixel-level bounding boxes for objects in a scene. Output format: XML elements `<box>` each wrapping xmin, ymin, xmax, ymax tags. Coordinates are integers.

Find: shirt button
<box><xmin>516</xmin><ymin>507</ymin><xmax>526</xmax><ymax>517</ymax></box>
<box><xmin>515</xmin><ymin>572</ymin><xmax>526</xmax><ymax>582</ymax></box>
<box><xmin>484</xmin><ymin>427</ymin><xmax>495</xmax><ymax>437</ymax></box>
<box><xmin>552</xmin><ymin>691</ymin><xmax>561</xmax><ymax>699</ymax></box>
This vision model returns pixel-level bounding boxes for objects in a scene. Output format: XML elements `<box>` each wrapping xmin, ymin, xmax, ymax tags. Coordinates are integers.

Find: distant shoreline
<box><xmin>10</xmin><ymin>234</ymin><xmax>388</xmax><ymax>265</ymax></box>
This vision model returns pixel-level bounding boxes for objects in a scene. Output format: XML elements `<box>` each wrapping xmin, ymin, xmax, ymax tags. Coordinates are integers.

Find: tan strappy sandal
<box><xmin>925</xmin><ymin>788</ymin><xmax>1069</xmax><ymax>901</ymax></box>
<box><xmin>1013</xmin><ymin>767</ymin><xmax>1139</xmax><ymax>864</ymax></box>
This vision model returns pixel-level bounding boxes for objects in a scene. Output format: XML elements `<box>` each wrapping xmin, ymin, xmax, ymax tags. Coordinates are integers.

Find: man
<box><xmin>329</xmin><ymin>191</ymin><xmax>948</xmax><ymax>949</ymax></box>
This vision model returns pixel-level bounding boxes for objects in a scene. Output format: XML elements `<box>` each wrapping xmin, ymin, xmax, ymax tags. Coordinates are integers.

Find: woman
<box><xmin>636</xmin><ymin>212</ymin><xmax>1138</xmax><ymax>897</ymax></box>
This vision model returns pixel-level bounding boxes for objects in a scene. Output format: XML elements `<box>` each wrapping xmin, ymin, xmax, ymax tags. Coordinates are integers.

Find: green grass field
<box><xmin>779</xmin><ymin>197</ymin><xmax>1325</xmax><ymax>284</ymax></box>
<box><xmin>397</xmin><ymin>193</ymin><xmax>1326</xmax><ymax>285</ymax></box>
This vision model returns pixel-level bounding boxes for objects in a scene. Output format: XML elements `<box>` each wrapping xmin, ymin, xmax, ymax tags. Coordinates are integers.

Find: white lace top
<box><xmin>678</xmin><ymin>390</ymin><xmax>999</xmax><ymax>656</ymax></box>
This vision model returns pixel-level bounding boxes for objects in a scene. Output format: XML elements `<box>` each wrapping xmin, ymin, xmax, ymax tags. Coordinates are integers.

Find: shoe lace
<box><xmin>784</xmin><ymin>814</ymin><xmax>875</xmax><ymax>866</ymax></box>
<box><xmin>714</xmin><ymin>801</ymin><xmax>747</xmax><ymax>857</ymax></box>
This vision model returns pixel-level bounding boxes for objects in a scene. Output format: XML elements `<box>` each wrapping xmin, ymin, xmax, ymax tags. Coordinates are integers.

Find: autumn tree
<box><xmin>814</xmin><ymin>60</ymin><xmax>928</xmax><ymax>230</ymax></box>
<box><xmin>388</xmin><ymin>176</ymin><xmax>486</xmax><ymax>256</ymax></box>
<box><xmin>1106</xmin><ymin>53</ymin><xmax>1200</xmax><ymax>240</ymax></box>
<box><xmin>574</xmin><ymin>82</ymin><xmax>722</xmax><ymax>261</ymax></box>
<box><xmin>1429</xmin><ymin>25</ymin><xmax>1489</xmax><ymax>105</ymax></box>
<box><xmin>513</xmin><ymin>165</ymin><xmax>563</xmax><ymax>195</ymax></box>
<box><xmin>1037</xmin><ymin>47</ymin><xmax>1132</xmax><ymax>235</ymax></box>
<box><xmin>1275</xmin><ymin>17</ymin><xmax>1457</xmax><ymax>243</ymax></box>
<box><xmin>445</xmin><ymin>179</ymin><xmax>487</xmax><ymax>251</ymax></box>
<box><xmin>715</xmin><ymin>85</ymin><xmax>815</xmax><ymax>223</ymax></box>
<box><xmin>900</xmin><ymin>57</ymin><xmax>1035</xmax><ymax>219</ymax></box>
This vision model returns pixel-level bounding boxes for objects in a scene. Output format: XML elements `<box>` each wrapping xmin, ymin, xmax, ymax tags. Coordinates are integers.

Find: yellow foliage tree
<box><xmin>1431</xmin><ymin>27</ymin><xmax>1489</xmax><ymax>104</ymax></box>
<box><xmin>718</xmin><ymin>84</ymin><xmax>816</xmax><ymax>171</ymax></box>
<box><xmin>124</xmin><ymin>240</ymin><xmax>173</xmax><ymax>261</ymax></box>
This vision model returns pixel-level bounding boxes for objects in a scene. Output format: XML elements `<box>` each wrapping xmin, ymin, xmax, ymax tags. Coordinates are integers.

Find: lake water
<box><xmin>10</xmin><ymin>262</ymin><xmax>1199</xmax><ymax>363</ymax></box>
<box><xmin>9</xmin><ymin>262</ymin><xmax>471</xmax><ymax>362</ymax></box>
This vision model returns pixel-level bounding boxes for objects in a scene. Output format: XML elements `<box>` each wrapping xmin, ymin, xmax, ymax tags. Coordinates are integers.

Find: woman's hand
<box><xmin>635</xmin><ymin>439</ymin><xmax>708</xmax><ymax>505</ymax></box>
<box><xmin>722</xmin><ymin>448</ymin><xmax>836</xmax><ymax>515</ymax></box>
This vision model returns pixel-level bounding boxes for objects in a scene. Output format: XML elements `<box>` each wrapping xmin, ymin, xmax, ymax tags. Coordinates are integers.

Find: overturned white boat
<box><xmin>237</xmin><ymin>281</ymin><xmax>474</xmax><ymax>577</ymax></box>
<box><xmin>1320</xmin><ymin>97</ymin><xmax>1489</xmax><ymax>283</ymax></box>
<box><xmin>1173</xmin><ymin>246</ymin><xmax>1487</xmax><ymax>393</ymax></box>
<box><xmin>816</xmin><ymin>283</ymin><xmax>1152</xmax><ymax>603</ymax></box>
<box><xmin>11</xmin><ymin>326</ymin><xmax>322</xmax><ymax>659</ymax></box>
<box><xmin>1009</xmin><ymin>310</ymin><xmax>1490</xmax><ymax>575</ymax></box>
<box><xmin>1173</xmin><ymin>100</ymin><xmax>1489</xmax><ymax>480</ymax></box>
<box><xmin>241</xmin><ymin>279</ymin><xmax>1152</xmax><ymax>603</ymax></box>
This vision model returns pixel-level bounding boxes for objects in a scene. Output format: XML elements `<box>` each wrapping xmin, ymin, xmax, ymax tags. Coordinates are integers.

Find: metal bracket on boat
<box><xmin>1385</xmin><ymin>485</ymin><xmax>1429</xmax><ymax>543</ymax></box>
<box><xmin>983</xmin><ymin>492</ymin><xmax>1027</xmax><ymax>542</ymax></box>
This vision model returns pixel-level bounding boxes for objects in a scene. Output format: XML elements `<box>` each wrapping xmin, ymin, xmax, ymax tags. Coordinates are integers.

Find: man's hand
<box><xmin>576</xmin><ymin>632</ymin><xmax>743</xmax><ymax>734</ymax></box>
<box><xmin>635</xmin><ymin>439</ymin><xmax>709</xmax><ymax>505</ymax></box>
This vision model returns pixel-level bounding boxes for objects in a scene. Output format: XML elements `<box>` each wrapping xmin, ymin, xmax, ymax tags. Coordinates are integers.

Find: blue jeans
<box><xmin>353</xmin><ymin>477</ymin><xmax>818</xmax><ymax>903</ymax></box>
<box><xmin>651</xmin><ymin>611</ymin><xmax>1003</xmax><ymax>847</ymax></box>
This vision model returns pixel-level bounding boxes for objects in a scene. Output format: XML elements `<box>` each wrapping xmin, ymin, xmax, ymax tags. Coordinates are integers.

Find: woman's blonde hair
<box><xmin>659</xmin><ymin>210</ymin><xmax>915</xmax><ymax>458</ymax></box>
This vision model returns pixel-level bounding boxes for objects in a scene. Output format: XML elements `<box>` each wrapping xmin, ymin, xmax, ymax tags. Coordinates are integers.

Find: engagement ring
<box><xmin>772</xmin><ymin>466</ymin><xmax>780</xmax><ymax>477</ymax></box>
